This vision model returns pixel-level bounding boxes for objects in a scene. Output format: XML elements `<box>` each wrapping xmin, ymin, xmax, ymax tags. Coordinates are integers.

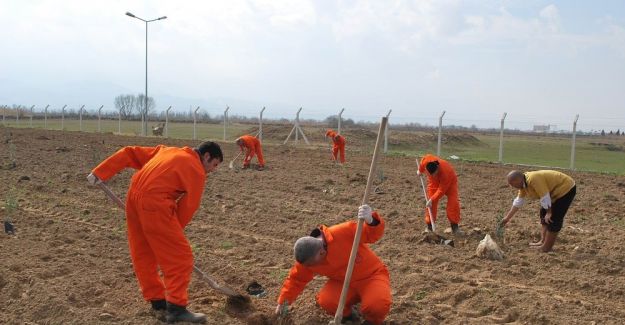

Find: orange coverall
<box><xmin>278</xmin><ymin>212</ymin><xmax>391</xmax><ymax>324</ymax></box>
<box><xmin>326</xmin><ymin>130</ymin><xmax>346</xmax><ymax>163</ymax></box>
<box><xmin>92</xmin><ymin>145</ymin><xmax>207</xmax><ymax>306</ymax></box>
<box><xmin>238</xmin><ymin>135</ymin><xmax>265</xmax><ymax>167</ymax></box>
<box><xmin>418</xmin><ymin>154</ymin><xmax>461</xmax><ymax>225</ymax></box>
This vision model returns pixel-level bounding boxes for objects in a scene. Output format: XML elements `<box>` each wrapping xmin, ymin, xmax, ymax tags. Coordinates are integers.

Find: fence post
<box><xmin>29</xmin><ymin>105</ymin><xmax>35</xmax><ymax>127</ymax></box>
<box><xmin>437</xmin><ymin>110</ymin><xmax>446</xmax><ymax>156</ymax></box>
<box><xmin>223</xmin><ymin>106</ymin><xmax>230</xmax><ymax>141</ymax></box>
<box><xmin>384</xmin><ymin>109</ymin><xmax>392</xmax><ymax>153</ymax></box>
<box><xmin>97</xmin><ymin>105</ymin><xmax>104</xmax><ymax>132</ymax></box>
<box><xmin>570</xmin><ymin>114</ymin><xmax>579</xmax><ymax>170</ymax></box>
<box><xmin>61</xmin><ymin>105</ymin><xmax>67</xmax><ymax>130</ymax></box>
<box><xmin>118</xmin><ymin>106</ymin><xmax>122</xmax><ymax>134</ymax></box>
<box><xmin>338</xmin><ymin>108</ymin><xmax>345</xmax><ymax>135</ymax></box>
<box><xmin>193</xmin><ymin>106</ymin><xmax>200</xmax><ymax>140</ymax></box>
<box><xmin>165</xmin><ymin>106</ymin><xmax>172</xmax><ymax>137</ymax></box>
<box><xmin>2</xmin><ymin>106</ymin><xmax>4</xmax><ymax>125</ymax></box>
<box><xmin>79</xmin><ymin>105</ymin><xmax>85</xmax><ymax>131</ymax></box>
<box><xmin>44</xmin><ymin>105</ymin><xmax>49</xmax><ymax>128</ymax></box>
<box><xmin>259</xmin><ymin>107</ymin><xmax>265</xmax><ymax>142</ymax></box>
<box><xmin>16</xmin><ymin>106</ymin><xmax>19</xmax><ymax>125</ymax></box>
<box><xmin>498</xmin><ymin>112</ymin><xmax>507</xmax><ymax>163</ymax></box>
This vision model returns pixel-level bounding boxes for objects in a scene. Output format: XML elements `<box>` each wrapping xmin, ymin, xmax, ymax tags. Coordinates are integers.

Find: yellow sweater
<box><xmin>518</xmin><ymin>170</ymin><xmax>575</xmax><ymax>202</ymax></box>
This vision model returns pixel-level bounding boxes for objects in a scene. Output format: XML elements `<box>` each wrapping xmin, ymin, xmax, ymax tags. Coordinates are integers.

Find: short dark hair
<box><xmin>196</xmin><ymin>141</ymin><xmax>223</xmax><ymax>162</ymax></box>
<box><xmin>426</xmin><ymin>161</ymin><xmax>439</xmax><ymax>174</ymax></box>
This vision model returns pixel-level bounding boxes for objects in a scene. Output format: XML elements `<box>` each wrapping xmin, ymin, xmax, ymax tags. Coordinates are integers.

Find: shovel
<box><xmin>418</xmin><ymin>174</ymin><xmax>436</xmax><ymax>232</ymax></box>
<box><xmin>95</xmin><ymin>182</ymin><xmax>247</xmax><ymax>300</ymax></box>
<box><xmin>228</xmin><ymin>151</ymin><xmax>242</xmax><ymax>170</ymax></box>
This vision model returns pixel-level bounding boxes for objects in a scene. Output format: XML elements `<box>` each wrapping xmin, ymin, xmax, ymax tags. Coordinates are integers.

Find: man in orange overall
<box><xmin>235</xmin><ymin>135</ymin><xmax>265</xmax><ymax>170</ymax></box>
<box><xmin>325</xmin><ymin>129</ymin><xmax>346</xmax><ymax>164</ymax></box>
<box><xmin>275</xmin><ymin>205</ymin><xmax>391</xmax><ymax>324</ymax></box>
<box><xmin>86</xmin><ymin>141</ymin><xmax>223</xmax><ymax>323</ymax></box>
<box><xmin>417</xmin><ymin>154</ymin><xmax>463</xmax><ymax>234</ymax></box>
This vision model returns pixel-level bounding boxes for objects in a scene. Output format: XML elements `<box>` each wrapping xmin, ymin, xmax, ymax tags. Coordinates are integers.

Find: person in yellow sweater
<box><xmin>501</xmin><ymin>170</ymin><xmax>576</xmax><ymax>253</ymax></box>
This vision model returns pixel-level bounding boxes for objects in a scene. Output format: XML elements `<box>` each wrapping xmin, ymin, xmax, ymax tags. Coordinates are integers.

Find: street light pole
<box><xmin>126</xmin><ymin>11</ymin><xmax>167</xmax><ymax>136</ymax></box>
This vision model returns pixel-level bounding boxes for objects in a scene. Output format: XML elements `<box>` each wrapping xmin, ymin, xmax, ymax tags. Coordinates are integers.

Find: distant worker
<box><xmin>236</xmin><ymin>135</ymin><xmax>265</xmax><ymax>171</ymax></box>
<box><xmin>417</xmin><ymin>154</ymin><xmax>463</xmax><ymax>234</ymax></box>
<box><xmin>501</xmin><ymin>170</ymin><xmax>576</xmax><ymax>253</ymax></box>
<box><xmin>325</xmin><ymin>129</ymin><xmax>346</xmax><ymax>164</ymax></box>
<box><xmin>276</xmin><ymin>205</ymin><xmax>391</xmax><ymax>324</ymax></box>
<box><xmin>87</xmin><ymin>141</ymin><xmax>223</xmax><ymax>323</ymax></box>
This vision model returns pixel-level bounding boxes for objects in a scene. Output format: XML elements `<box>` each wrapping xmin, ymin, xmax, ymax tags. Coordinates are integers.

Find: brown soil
<box><xmin>1</xmin><ymin>126</ymin><xmax>625</xmax><ymax>324</ymax></box>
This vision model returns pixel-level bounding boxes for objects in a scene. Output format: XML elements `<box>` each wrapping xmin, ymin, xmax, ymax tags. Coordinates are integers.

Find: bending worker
<box><xmin>325</xmin><ymin>129</ymin><xmax>346</xmax><ymax>164</ymax></box>
<box><xmin>236</xmin><ymin>134</ymin><xmax>265</xmax><ymax>170</ymax></box>
<box><xmin>501</xmin><ymin>170</ymin><xmax>576</xmax><ymax>253</ymax></box>
<box><xmin>417</xmin><ymin>154</ymin><xmax>463</xmax><ymax>234</ymax></box>
<box><xmin>87</xmin><ymin>141</ymin><xmax>223</xmax><ymax>323</ymax></box>
<box><xmin>276</xmin><ymin>205</ymin><xmax>391</xmax><ymax>324</ymax></box>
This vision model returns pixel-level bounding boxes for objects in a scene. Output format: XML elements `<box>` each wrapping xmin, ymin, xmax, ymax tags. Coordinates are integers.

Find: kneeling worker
<box><xmin>276</xmin><ymin>205</ymin><xmax>391</xmax><ymax>324</ymax></box>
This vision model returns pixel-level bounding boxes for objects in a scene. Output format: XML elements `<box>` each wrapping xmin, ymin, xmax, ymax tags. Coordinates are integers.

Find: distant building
<box><xmin>533</xmin><ymin>125</ymin><xmax>551</xmax><ymax>132</ymax></box>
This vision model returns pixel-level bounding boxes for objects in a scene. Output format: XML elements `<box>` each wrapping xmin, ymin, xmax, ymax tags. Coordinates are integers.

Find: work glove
<box><xmin>426</xmin><ymin>199</ymin><xmax>433</xmax><ymax>208</ymax></box>
<box><xmin>417</xmin><ymin>169</ymin><xmax>422</xmax><ymax>176</ymax></box>
<box><xmin>357</xmin><ymin>204</ymin><xmax>373</xmax><ymax>224</ymax></box>
<box><xmin>87</xmin><ymin>173</ymin><xmax>102</xmax><ymax>186</ymax></box>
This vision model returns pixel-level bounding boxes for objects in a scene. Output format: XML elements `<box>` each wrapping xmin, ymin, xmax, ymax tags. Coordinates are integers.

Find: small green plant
<box><xmin>221</xmin><ymin>241</ymin><xmax>234</xmax><ymax>250</ymax></box>
<box><xmin>495</xmin><ymin>213</ymin><xmax>505</xmax><ymax>240</ymax></box>
<box><xmin>4</xmin><ymin>188</ymin><xmax>18</xmax><ymax>222</ymax></box>
<box><xmin>414</xmin><ymin>290</ymin><xmax>427</xmax><ymax>301</ymax></box>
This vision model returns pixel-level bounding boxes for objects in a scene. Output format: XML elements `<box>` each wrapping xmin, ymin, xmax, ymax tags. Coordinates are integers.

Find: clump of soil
<box><xmin>225</xmin><ymin>295</ymin><xmax>254</xmax><ymax>317</ymax></box>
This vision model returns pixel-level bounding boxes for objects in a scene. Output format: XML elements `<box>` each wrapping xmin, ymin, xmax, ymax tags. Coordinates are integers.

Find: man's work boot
<box><xmin>424</xmin><ymin>223</ymin><xmax>433</xmax><ymax>233</ymax></box>
<box><xmin>341</xmin><ymin>305</ymin><xmax>360</xmax><ymax>324</ymax></box>
<box><xmin>150</xmin><ymin>299</ymin><xmax>166</xmax><ymax>311</ymax></box>
<box><xmin>451</xmin><ymin>223</ymin><xmax>465</xmax><ymax>236</ymax></box>
<box><xmin>165</xmin><ymin>303</ymin><xmax>207</xmax><ymax>324</ymax></box>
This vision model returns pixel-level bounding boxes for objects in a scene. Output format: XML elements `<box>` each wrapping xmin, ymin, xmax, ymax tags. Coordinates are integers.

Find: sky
<box><xmin>1</xmin><ymin>0</ymin><xmax>624</xmax><ymax>131</ymax></box>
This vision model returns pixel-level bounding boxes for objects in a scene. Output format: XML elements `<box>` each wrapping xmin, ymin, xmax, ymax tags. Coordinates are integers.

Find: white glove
<box><xmin>417</xmin><ymin>169</ymin><xmax>422</xmax><ymax>176</ymax></box>
<box><xmin>358</xmin><ymin>204</ymin><xmax>373</xmax><ymax>224</ymax></box>
<box><xmin>87</xmin><ymin>173</ymin><xmax>102</xmax><ymax>186</ymax></box>
<box><xmin>426</xmin><ymin>199</ymin><xmax>433</xmax><ymax>208</ymax></box>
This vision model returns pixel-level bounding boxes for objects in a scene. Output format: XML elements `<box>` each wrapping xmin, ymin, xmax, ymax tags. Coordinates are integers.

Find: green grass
<box><xmin>390</xmin><ymin>133</ymin><xmax>625</xmax><ymax>174</ymax></box>
<box><xmin>2</xmin><ymin>118</ymin><xmax>250</xmax><ymax>141</ymax></box>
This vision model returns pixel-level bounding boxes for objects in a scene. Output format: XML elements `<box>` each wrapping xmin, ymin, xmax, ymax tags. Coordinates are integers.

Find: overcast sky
<box><xmin>1</xmin><ymin>0</ymin><xmax>624</xmax><ymax>130</ymax></box>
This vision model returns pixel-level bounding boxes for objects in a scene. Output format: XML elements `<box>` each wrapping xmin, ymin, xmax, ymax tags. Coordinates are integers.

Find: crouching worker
<box><xmin>87</xmin><ymin>142</ymin><xmax>223</xmax><ymax>323</ymax></box>
<box><xmin>236</xmin><ymin>135</ymin><xmax>265</xmax><ymax>170</ymax></box>
<box><xmin>501</xmin><ymin>170</ymin><xmax>576</xmax><ymax>253</ymax></box>
<box><xmin>275</xmin><ymin>205</ymin><xmax>391</xmax><ymax>324</ymax></box>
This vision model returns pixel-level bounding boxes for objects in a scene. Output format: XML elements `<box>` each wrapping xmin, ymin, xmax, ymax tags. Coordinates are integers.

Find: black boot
<box><xmin>451</xmin><ymin>223</ymin><xmax>465</xmax><ymax>236</ymax></box>
<box><xmin>426</xmin><ymin>223</ymin><xmax>433</xmax><ymax>232</ymax></box>
<box><xmin>165</xmin><ymin>302</ymin><xmax>207</xmax><ymax>324</ymax></box>
<box><xmin>150</xmin><ymin>299</ymin><xmax>166</xmax><ymax>311</ymax></box>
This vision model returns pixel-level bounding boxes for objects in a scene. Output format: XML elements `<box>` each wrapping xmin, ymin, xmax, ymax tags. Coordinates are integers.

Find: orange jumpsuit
<box><xmin>326</xmin><ymin>130</ymin><xmax>346</xmax><ymax>163</ymax></box>
<box><xmin>418</xmin><ymin>154</ymin><xmax>461</xmax><ymax>225</ymax></box>
<box><xmin>92</xmin><ymin>145</ymin><xmax>207</xmax><ymax>306</ymax></box>
<box><xmin>278</xmin><ymin>212</ymin><xmax>391</xmax><ymax>325</ymax></box>
<box><xmin>238</xmin><ymin>135</ymin><xmax>265</xmax><ymax>168</ymax></box>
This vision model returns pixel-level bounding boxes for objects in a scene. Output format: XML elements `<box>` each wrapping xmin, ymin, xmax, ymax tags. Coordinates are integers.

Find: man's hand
<box><xmin>544</xmin><ymin>213</ymin><xmax>553</xmax><ymax>224</ymax></box>
<box><xmin>425</xmin><ymin>199</ymin><xmax>433</xmax><ymax>208</ymax></box>
<box><xmin>87</xmin><ymin>173</ymin><xmax>102</xmax><ymax>186</ymax></box>
<box><xmin>358</xmin><ymin>204</ymin><xmax>373</xmax><ymax>224</ymax></box>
